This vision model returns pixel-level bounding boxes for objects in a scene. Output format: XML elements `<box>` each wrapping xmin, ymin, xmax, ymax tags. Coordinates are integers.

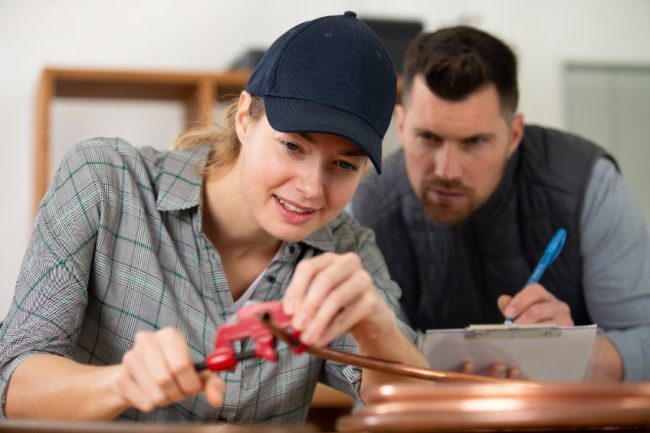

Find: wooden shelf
<box><xmin>34</xmin><ymin>67</ymin><xmax>250</xmax><ymax>215</ymax></box>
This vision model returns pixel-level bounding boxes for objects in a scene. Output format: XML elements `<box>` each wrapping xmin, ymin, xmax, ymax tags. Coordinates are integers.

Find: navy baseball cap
<box><xmin>245</xmin><ymin>11</ymin><xmax>397</xmax><ymax>174</ymax></box>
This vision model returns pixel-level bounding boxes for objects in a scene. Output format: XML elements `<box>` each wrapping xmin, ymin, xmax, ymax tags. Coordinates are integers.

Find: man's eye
<box><xmin>417</xmin><ymin>132</ymin><xmax>441</xmax><ymax>142</ymax></box>
<box><xmin>464</xmin><ymin>136</ymin><xmax>487</xmax><ymax>147</ymax></box>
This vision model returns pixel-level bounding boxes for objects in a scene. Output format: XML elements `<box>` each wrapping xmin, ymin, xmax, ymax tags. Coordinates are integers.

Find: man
<box><xmin>351</xmin><ymin>26</ymin><xmax>650</xmax><ymax>381</ymax></box>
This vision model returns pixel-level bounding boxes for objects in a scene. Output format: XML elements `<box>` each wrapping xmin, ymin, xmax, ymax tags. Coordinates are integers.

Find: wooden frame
<box><xmin>33</xmin><ymin>68</ymin><xmax>250</xmax><ymax>215</ymax></box>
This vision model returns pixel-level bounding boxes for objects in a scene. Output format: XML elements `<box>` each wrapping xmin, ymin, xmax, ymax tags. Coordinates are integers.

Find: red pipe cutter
<box><xmin>195</xmin><ymin>301</ymin><xmax>307</xmax><ymax>371</ymax></box>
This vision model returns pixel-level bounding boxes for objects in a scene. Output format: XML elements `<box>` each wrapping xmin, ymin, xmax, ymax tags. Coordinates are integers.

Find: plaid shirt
<box><xmin>0</xmin><ymin>138</ymin><xmax>413</xmax><ymax>423</ymax></box>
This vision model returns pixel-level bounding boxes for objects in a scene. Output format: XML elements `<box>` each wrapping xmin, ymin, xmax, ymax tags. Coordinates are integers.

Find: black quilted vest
<box><xmin>353</xmin><ymin>125</ymin><xmax>614</xmax><ymax>330</ymax></box>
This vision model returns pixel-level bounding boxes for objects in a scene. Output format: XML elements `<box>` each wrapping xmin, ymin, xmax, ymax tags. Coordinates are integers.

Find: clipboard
<box><xmin>417</xmin><ymin>324</ymin><xmax>599</xmax><ymax>382</ymax></box>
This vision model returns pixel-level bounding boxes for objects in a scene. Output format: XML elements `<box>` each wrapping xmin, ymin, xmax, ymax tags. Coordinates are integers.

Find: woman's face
<box><xmin>236</xmin><ymin>94</ymin><xmax>368</xmax><ymax>242</ymax></box>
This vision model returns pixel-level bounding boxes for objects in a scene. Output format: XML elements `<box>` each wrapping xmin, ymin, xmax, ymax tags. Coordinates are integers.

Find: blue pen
<box><xmin>503</xmin><ymin>228</ymin><xmax>567</xmax><ymax>325</ymax></box>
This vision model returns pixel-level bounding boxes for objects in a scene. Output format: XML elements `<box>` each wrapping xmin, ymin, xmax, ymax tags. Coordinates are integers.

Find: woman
<box><xmin>0</xmin><ymin>12</ymin><xmax>426</xmax><ymax>423</ymax></box>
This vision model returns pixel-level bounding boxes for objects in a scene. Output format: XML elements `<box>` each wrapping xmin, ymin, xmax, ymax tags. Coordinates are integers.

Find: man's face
<box><xmin>396</xmin><ymin>75</ymin><xmax>523</xmax><ymax>226</ymax></box>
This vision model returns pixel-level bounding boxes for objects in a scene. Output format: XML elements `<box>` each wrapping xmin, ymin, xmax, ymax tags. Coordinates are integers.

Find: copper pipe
<box><xmin>261</xmin><ymin>315</ymin><xmax>533</xmax><ymax>384</ymax></box>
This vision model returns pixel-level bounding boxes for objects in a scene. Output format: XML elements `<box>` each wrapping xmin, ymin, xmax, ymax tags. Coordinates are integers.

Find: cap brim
<box><xmin>263</xmin><ymin>96</ymin><xmax>383</xmax><ymax>174</ymax></box>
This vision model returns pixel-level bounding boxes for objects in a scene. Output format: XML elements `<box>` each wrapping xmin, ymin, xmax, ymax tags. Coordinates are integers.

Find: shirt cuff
<box><xmin>0</xmin><ymin>351</ymin><xmax>49</xmax><ymax>419</ymax></box>
<box><xmin>605</xmin><ymin>331</ymin><xmax>646</xmax><ymax>381</ymax></box>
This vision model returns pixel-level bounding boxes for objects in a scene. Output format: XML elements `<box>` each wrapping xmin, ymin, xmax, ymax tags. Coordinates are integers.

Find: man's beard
<box><xmin>418</xmin><ymin>179</ymin><xmax>475</xmax><ymax>227</ymax></box>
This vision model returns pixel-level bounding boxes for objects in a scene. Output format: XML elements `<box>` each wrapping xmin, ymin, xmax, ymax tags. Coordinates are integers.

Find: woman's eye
<box><xmin>336</xmin><ymin>160</ymin><xmax>358</xmax><ymax>171</ymax></box>
<box><xmin>283</xmin><ymin>141</ymin><xmax>300</xmax><ymax>152</ymax></box>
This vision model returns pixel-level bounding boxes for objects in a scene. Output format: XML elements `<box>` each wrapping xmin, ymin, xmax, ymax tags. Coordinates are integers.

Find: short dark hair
<box><xmin>401</xmin><ymin>25</ymin><xmax>519</xmax><ymax>116</ymax></box>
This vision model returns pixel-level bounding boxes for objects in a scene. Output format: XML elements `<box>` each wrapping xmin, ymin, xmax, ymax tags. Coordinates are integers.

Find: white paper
<box><xmin>418</xmin><ymin>324</ymin><xmax>599</xmax><ymax>382</ymax></box>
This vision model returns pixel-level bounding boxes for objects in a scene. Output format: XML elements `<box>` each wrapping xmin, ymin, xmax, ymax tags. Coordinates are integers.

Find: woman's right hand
<box><xmin>113</xmin><ymin>327</ymin><xmax>225</xmax><ymax>413</ymax></box>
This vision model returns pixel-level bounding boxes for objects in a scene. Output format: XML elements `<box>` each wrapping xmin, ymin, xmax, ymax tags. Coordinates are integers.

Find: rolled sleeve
<box><xmin>0</xmin><ymin>143</ymin><xmax>102</xmax><ymax>416</ymax></box>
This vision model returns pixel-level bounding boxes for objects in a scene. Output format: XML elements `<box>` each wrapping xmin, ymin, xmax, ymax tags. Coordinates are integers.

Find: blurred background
<box><xmin>1</xmin><ymin>0</ymin><xmax>649</xmax><ymax>319</ymax></box>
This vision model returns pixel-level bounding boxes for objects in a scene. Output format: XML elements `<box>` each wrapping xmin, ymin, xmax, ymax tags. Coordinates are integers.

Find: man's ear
<box><xmin>507</xmin><ymin>113</ymin><xmax>525</xmax><ymax>157</ymax></box>
<box><xmin>395</xmin><ymin>104</ymin><xmax>406</xmax><ymax>146</ymax></box>
<box><xmin>235</xmin><ymin>91</ymin><xmax>254</xmax><ymax>141</ymax></box>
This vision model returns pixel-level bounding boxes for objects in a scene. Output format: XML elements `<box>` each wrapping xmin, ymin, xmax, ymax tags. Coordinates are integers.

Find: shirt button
<box><xmin>288</xmin><ymin>245</ymin><xmax>295</xmax><ymax>254</ymax></box>
<box><xmin>266</xmin><ymin>275</ymin><xmax>276</xmax><ymax>283</ymax></box>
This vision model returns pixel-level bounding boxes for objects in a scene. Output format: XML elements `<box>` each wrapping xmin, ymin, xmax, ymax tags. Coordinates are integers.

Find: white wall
<box><xmin>1</xmin><ymin>0</ymin><xmax>650</xmax><ymax>318</ymax></box>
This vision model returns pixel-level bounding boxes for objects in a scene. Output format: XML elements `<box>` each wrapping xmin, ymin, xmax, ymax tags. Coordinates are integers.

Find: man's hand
<box><xmin>589</xmin><ymin>336</ymin><xmax>624</xmax><ymax>382</ymax></box>
<box><xmin>113</xmin><ymin>327</ymin><xmax>225</xmax><ymax>413</ymax></box>
<box><xmin>498</xmin><ymin>283</ymin><xmax>574</xmax><ymax>326</ymax></box>
<box><xmin>459</xmin><ymin>361</ymin><xmax>524</xmax><ymax>379</ymax></box>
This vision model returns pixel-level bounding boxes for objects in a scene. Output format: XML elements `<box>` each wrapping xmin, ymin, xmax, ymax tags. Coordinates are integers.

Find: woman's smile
<box><xmin>273</xmin><ymin>194</ymin><xmax>320</xmax><ymax>224</ymax></box>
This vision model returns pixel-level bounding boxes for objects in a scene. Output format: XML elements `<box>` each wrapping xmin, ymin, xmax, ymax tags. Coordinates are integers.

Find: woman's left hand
<box><xmin>282</xmin><ymin>252</ymin><xmax>394</xmax><ymax>347</ymax></box>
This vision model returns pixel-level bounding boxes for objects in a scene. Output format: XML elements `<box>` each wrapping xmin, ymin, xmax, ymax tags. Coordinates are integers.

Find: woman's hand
<box><xmin>282</xmin><ymin>252</ymin><xmax>395</xmax><ymax>347</ymax></box>
<box><xmin>113</xmin><ymin>327</ymin><xmax>225</xmax><ymax>413</ymax></box>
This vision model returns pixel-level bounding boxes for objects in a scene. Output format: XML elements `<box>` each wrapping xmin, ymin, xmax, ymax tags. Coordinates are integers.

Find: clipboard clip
<box><xmin>464</xmin><ymin>324</ymin><xmax>562</xmax><ymax>339</ymax></box>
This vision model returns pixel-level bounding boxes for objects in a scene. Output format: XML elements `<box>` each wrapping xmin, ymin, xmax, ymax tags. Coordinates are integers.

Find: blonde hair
<box><xmin>172</xmin><ymin>95</ymin><xmax>265</xmax><ymax>173</ymax></box>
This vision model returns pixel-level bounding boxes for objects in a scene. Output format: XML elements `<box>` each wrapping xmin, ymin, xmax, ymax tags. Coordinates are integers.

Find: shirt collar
<box><xmin>297</xmin><ymin>216</ymin><xmax>338</xmax><ymax>253</ymax></box>
<box><xmin>156</xmin><ymin>144</ymin><xmax>211</xmax><ymax>212</ymax></box>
